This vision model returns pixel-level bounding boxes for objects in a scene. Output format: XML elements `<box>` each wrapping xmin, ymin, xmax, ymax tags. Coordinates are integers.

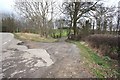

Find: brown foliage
<box><xmin>85</xmin><ymin>34</ymin><xmax>119</xmax><ymax>60</ymax></box>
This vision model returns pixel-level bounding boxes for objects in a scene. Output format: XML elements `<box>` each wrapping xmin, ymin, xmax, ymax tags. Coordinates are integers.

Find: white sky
<box><xmin>102</xmin><ymin>0</ymin><xmax>120</xmax><ymax>7</ymax></box>
<box><xmin>0</xmin><ymin>0</ymin><xmax>119</xmax><ymax>13</ymax></box>
<box><xmin>0</xmin><ymin>0</ymin><xmax>14</xmax><ymax>12</ymax></box>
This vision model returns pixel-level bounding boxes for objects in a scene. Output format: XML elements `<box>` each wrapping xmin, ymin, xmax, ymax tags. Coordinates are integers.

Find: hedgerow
<box><xmin>85</xmin><ymin>34</ymin><xmax>120</xmax><ymax>60</ymax></box>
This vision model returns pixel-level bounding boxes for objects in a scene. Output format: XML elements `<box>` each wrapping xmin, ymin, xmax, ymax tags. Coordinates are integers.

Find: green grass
<box><xmin>14</xmin><ymin>33</ymin><xmax>57</xmax><ymax>43</ymax></box>
<box><xmin>68</xmin><ymin>40</ymin><xmax>119</xmax><ymax>78</ymax></box>
<box><xmin>52</xmin><ymin>29</ymin><xmax>68</xmax><ymax>37</ymax></box>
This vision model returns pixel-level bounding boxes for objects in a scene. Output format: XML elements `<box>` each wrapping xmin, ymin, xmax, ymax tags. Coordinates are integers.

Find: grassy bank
<box><xmin>14</xmin><ymin>33</ymin><xmax>57</xmax><ymax>43</ymax></box>
<box><xmin>68</xmin><ymin>40</ymin><xmax>119</xmax><ymax>78</ymax></box>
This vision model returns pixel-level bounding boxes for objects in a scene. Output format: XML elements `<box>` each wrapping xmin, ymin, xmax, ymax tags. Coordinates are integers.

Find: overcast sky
<box><xmin>0</xmin><ymin>0</ymin><xmax>119</xmax><ymax>13</ymax></box>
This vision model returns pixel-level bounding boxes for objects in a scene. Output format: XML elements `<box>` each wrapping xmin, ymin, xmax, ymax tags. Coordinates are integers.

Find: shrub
<box><xmin>85</xmin><ymin>34</ymin><xmax>120</xmax><ymax>60</ymax></box>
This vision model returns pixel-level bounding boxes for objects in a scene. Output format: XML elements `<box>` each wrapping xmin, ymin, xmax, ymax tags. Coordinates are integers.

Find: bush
<box><xmin>85</xmin><ymin>34</ymin><xmax>120</xmax><ymax>60</ymax></box>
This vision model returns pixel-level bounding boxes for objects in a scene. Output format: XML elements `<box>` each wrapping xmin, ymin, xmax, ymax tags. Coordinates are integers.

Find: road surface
<box><xmin>1</xmin><ymin>33</ymin><xmax>54</xmax><ymax>78</ymax></box>
<box><xmin>0</xmin><ymin>33</ymin><xmax>14</xmax><ymax>49</ymax></box>
<box><xmin>0</xmin><ymin>33</ymin><xmax>14</xmax><ymax>79</ymax></box>
<box><xmin>1</xmin><ymin>33</ymin><xmax>94</xmax><ymax>78</ymax></box>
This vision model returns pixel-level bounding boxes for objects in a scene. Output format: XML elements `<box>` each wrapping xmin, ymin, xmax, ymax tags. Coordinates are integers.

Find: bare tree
<box><xmin>61</xmin><ymin>1</ymin><xmax>98</xmax><ymax>38</ymax></box>
<box><xmin>117</xmin><ymin>1</ymin><xmax>120</xmax><ymax>34</ymax></box>
<box><xmin>15</xmin><ymin>0</ymin><xmax>55</xmax><ymax>37</ymax></box>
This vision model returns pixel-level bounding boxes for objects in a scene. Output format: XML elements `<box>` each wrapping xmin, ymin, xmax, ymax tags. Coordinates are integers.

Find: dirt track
<box><xmin>23</xmin><ymin>41</ymin><xmax>94</xmax><ymax>78</ymax></box>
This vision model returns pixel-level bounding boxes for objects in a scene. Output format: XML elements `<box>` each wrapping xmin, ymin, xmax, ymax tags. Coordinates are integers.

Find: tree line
<box><xmin>1</xmin><ymin>0</ymin><xmax>119</xmax><ymax>39</ymax></box>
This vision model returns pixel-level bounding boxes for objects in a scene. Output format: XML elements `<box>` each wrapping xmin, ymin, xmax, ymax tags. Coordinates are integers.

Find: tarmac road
<box><xmin>0</xmin><ymin>33</ymin><xmax>14</xmax><ymax>49</ymax></box>
<box><xmin>0</xmin><ymin>33</ymin><xmax>14</xmax><ymax>79</ymax></box>
<box><xmin>1</xmin><ymin>33</ymin><xmax>54</xmax><ymax>78</ymax></box>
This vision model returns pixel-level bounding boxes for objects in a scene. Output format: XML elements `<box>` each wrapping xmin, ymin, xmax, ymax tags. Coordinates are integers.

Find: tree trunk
<box><xmin>92</xmin><ymin>21</ymin><xmax>95</xmax><ymax>34</ymax></box>
<box><xmin>73</xmin><ymin>2</ymin><xmax>78</xmax><ymax>37</ymax></box>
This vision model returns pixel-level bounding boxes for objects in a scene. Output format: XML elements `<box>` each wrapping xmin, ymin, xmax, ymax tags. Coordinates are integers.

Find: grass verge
<box><xmin>14</xmin><ymin>33</ymin><xmax>57</xmax><ymax>43</ymax></box>
<box><xmin>67</xmin><ymin>40</ymin><xmax>119</xmax><ymax>78</ymax></box>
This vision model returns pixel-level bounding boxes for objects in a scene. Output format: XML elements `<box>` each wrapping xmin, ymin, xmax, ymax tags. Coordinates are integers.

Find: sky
<box><xmin>0</xmin><ymin>0</ymin><xmax>14</xmax><ymax>12</ymax></box>
<box><xmin>103</xmin><ymin>0</ymin><xmax>120</xmax><ymax>7</ymax></box>
<box><xmin>0</xmin><ymin>0</ymin><xmax>62</xmax><ymax>13</ymax></box>
<box><xmin>0</xmin><ymin>0</ymin><xmax>120</xmax><ymax>13</ymax></box>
